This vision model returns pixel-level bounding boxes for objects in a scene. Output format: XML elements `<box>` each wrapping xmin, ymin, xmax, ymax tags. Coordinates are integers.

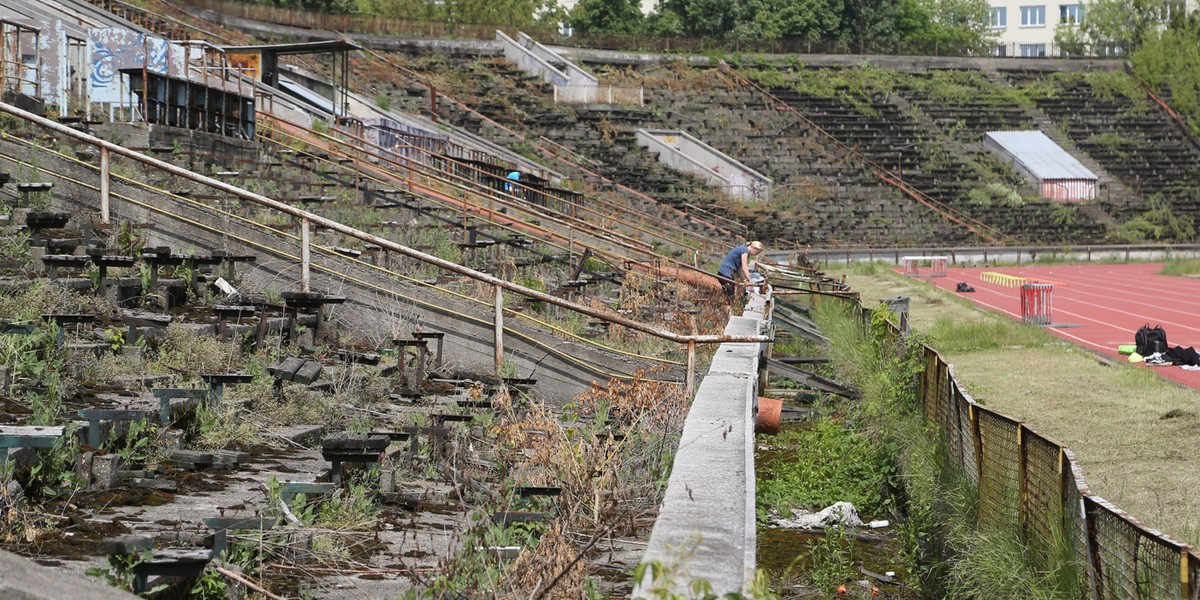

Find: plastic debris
<box><xmin>771</xmin><ymin>501</ymin><xmax>864</xmax><ymax>529</ymax></box>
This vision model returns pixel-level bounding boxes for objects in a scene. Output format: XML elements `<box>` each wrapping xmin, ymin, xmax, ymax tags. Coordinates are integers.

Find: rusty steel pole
<box><xmin>99</xmin><ymin>147</ymin><xmax>111</xmax><ymax>225</ymax></box>
<box><xmin>300</xmin><ymin>218</ymin><xmax>311</xmax><ymax>293</ymax></box>
<box><xmin>494</xmin><ymin>284</ymin><xmax>504</xmax><ymax>376</ymax></box>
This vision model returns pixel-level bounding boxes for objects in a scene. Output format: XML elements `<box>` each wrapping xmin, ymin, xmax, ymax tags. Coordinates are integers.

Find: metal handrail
<box><xmin>0</xmin><ymin>101</ymin><xmax>769</xmax><ymax>392</ymax></box>
<box><xmin>259</xmin><ymin>117</ymin><xmax>658</xmax><ymax>269</ymax></box>
<box><xmin>360</xmin><ymin>46</ymin><xmax>741</xmax><ymax>250</ymax></box>
<box><xmin>0</xmin><ymin>132</ymin><xmax>673</xmax><ymax>381</ymax></box>
<box><xmin>259</xmin><ymin>113</ymin><xmax>726</xmax><ymax>283</ymax></box>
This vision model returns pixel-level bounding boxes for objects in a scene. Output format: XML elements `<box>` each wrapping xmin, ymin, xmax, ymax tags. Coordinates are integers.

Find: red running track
<box><xmin>909</xmin><ymin>263</ymin><xmax>1200</xmax><ymax>390</ymax></box>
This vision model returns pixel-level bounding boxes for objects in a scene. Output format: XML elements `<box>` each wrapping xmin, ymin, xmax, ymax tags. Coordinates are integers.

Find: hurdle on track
<box><xmin>901</xmin><ymin>256</ymin><xmax>948</xmax><ymax>277</ymax></box>
<box><xmin>981</xmin><ymin>272</ymin><xmax>1067</xmax><ymax>288</ymax></box>
<box><xmin>981</xmin><ymin>272</ymin><xmax>1027</xmax><ymax>287</ymax></box>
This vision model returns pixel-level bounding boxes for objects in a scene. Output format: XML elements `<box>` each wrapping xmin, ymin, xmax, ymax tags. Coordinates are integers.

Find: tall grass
<box><xmin>925</xmin><ymin>315</ymin><xmax>1052</xmax><ymax>353</ymax></box>
<box><xmin>1158</xmin><ymin>257</ymin><xmax>1200</xmax><ymax>277</ymax></box>
<box><xmin>812</xmin><ymin>299</ymin><xmax>1082</xmax><ymax>599</ymax></box>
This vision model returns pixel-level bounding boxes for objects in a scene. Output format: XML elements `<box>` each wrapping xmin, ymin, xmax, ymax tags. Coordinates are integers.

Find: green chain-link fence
<box><xmin>918</xmin><ymin>345</ymin><xmax>1198</xmax><ymax>599</ymax></box>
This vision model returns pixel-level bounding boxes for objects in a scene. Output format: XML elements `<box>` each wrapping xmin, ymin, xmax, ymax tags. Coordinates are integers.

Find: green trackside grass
<box><xmin>829</xmin><ymin>264</ymin><xmax>1200</xmax><ymax>548</ymax></box>
<box><xmin>1159</xmin><ymin>257</ymin><xmax>1200</xmax><ymax>277</ymax></box>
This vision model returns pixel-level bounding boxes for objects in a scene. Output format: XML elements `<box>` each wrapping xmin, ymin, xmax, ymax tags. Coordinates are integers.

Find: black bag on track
<box><xmin>1135</xmin><ymin>324</ymin><xmax>1168</xmax><ymax>356</ymax></box>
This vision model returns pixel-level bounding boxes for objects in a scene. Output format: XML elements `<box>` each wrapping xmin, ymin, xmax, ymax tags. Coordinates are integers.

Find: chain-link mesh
<box><xmin>1090</xmin><ymin>501</ymin><xmax>1144</xmax><ymax>598</ymax></box>
<box><xmin>1023</xmin><ymin>430</ymin><xmax>1063</xmax><ymax>569</ymax></box>
<box><xmin>897</xmin><ymin>307</ymin><xmax>1196</xmax><ymax>599</ymax></box>
<box><xmin>937</xmin><ymin>361</ymin><xmax>953</xmax><ymax>441</ymax></box>
<box><xmin>977</xmin><ymin>411</ymin><xmax>1021</xmax><ymax>531</ymax></box>
<box><xmin>1190</xmin><ymin>554</ymin><xmax>1199</xmax><ymax>600</ymax></box>
<box><xmin>1063</xmin><ymin>464</ymin><xmax>1092</xmax><ymax>595</ymax></box>
<box><xmin>1137</xmin><ymin>535</ymin><xmax>1185</xmax><ymax>599</ymax></box>
<box><xmin>945</xmin><ymin>386</ymin><xmax>963</xmax><ymax>474</ymax></box>
<box><xmin>955</xmin><ymin>391</ymin><xmax>978</xmax><ymax>487</ymax></box>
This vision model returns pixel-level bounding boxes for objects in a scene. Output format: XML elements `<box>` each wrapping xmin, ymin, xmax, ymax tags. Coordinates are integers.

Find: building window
<box><xmin>990</xmin><ymin>7</ymin><xmax>1007</xmax><ymax>28</ymax></box>
<box><xmin>992</xmin><ymin>44</ymin><xmax>1008</xmax><ymax>57</ymax></box>
<box><xmin>1020</xmin><ymin>43</ymin><xmax>1047</xmax><ymax>57</ymax></box>
<box><xmin>1020</xmin><ymin>5</ymin><xmax>1046</xmax><ymax>26</ymax></box>
<box><xmin>1060</xmin><ymin>4</ymin><xmax>1083</xmax><ymax>24</ymax></box>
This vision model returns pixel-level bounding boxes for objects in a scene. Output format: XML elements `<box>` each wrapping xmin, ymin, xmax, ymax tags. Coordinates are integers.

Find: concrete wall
<box><xmin>0</xmin><ymin>549</ymin><xmax>138</xmax><ymax>599</ymax></box>
<box><xmin>516</xmin><ymin>31</ymin><xmax>596</xmax><ymax>86</ymax></box>
<box><xmin>496</xmin><ymin>30</ymin><xmax>569</xmax><ymax>87</ymax></box>
<box><xmin>635</xmin><ymin>293</ymin><xmax>768</xmax><ymax>596</ymax></box>
<box><xmin>636</xmin><ymin>129</ymin><xmax>772</xmax><ymax>202</ymax></box>
<box><xmin>553</xmin><ymin>84</ymin><xmax>642</xmax><ymax>106</ymax></box>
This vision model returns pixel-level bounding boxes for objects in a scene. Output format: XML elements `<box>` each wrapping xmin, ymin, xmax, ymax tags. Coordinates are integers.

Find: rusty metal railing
<box><xmin>0</xmin><ymin>100</ymin><xmax>769</xmax><ymax>392</ymax></box>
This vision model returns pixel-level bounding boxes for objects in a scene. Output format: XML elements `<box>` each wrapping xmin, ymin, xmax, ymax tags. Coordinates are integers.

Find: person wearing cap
<box><xmin>716</xmin><ymin>240</ymin><xmax>765</xmax><ymax>304</ymax></box>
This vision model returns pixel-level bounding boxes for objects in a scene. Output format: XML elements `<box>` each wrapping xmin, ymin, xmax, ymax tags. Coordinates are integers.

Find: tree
<box><xmin>896</xmin><ymin>0</ymin><xmax>994</xmax><ymax>55</ymax></box>
<box><xmin>839</xmin><ymin>0</ymin><xmax>905</xmax><ymax>51</ymax></box>
<box><xmin>1071</xmin><ymin>0</ymin><xmax>1187</xmax><ymax>56</ymax></box>
<box><xmin>736</xmin><ymin>0</ymin><xmax>845</xmax><ymax>42</ymax></box>
<box><xmin>447</xmin><ymin>0</ymin><xmax>550</xmax><ymax>26</ymax></box>
<box><xmin>569</xmin><ymin>0</ymin><xmax>645</xmax><ymax>35</ymax></box>
<box><xmin>1132</xmin><ymin>18</ymin><xmax>1200</xmax><ymax>130</ymax></box>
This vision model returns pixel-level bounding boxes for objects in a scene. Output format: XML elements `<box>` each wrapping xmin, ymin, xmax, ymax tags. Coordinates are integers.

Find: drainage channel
<box><xmin>755</xmin><ymin>365</ymin><xmax>918</xmax><ymax>598</ymax></box>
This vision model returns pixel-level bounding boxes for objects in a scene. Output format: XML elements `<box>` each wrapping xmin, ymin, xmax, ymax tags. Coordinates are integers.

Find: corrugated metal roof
<box><xmin>985</xmin><ymin>130</ymin><xmax>1098</xmax><ymax>181</ymax></box>
<box><xmin>0</xmin><ymin>0</ymin><xmax>153</xmax><ymax>39</ymax></box>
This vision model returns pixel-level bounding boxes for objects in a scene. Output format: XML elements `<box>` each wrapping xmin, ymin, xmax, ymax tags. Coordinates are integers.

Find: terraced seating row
<box><xmin>1008</xmin><ymin>75</ymin><xmax>1200</xmax><ymax>222</ymax></box>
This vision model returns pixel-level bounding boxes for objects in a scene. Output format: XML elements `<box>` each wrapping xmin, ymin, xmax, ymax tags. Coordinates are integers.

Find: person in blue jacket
<box><xmin>716</xmin><ymin>240</ymin><xmax>765</xmax><ymax>304</ymax></box>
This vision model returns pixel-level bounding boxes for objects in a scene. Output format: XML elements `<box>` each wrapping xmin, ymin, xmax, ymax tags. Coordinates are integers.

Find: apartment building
<box><xmin>988</xmin><ymin>0</ymin><xmax>1199</xmax><ymax>57</ymax></box>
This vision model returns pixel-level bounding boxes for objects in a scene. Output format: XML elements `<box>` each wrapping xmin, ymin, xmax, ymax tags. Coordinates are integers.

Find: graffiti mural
<box><xmin>88</xmin><ymin>28</ymin><xmax>184</xmax><ymax>105</ymax></box>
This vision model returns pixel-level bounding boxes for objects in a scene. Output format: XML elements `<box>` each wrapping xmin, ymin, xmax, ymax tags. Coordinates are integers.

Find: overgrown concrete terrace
<box><xmin>170</xmin><ymin>3</ymin><xmax>746</xmax><ymax>258</ymax></box>
<box><xmin>0</xmin><ymin>114</ymin><xmax>671</xmax><ymax>401</ymax></box>
<box><xmin>122</xmin><ymin>112</ymin><xmax>734</xmax><ymax>377</ymax></box>
<box><xmin>365</xmin><ymin>43</ymin><xmax>1200</xmax><ymax>249</ymax></box>
<box><xmin>163</xmin><ymin>2</ymin><xmax>1200</xmax><ymax>248</ymax></box>
<box><xmin>239</xmin><ymin>48</ymin><xmax>740</xmax><ymax>284</ymax></box>
<box><xmin>171</xmin><ymin>3</ymin><xmax>949</xmax><ymax>247</ymax></box>
<box><xmin>0</xmin><ymin>111</ymin><xmax>765</xmax><ymax>597</ymax></box>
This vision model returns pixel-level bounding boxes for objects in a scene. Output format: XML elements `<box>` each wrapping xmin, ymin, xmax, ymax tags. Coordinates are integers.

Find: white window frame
<box><xmin>1020</xmin><ymin>43</ymin><xmax>1047</xmax><ymax>57</ymax></box>
<box><xmin>990</xmin><ymin>7</ymin><xmax>1007</xmax><ymax>28</ymax></box>
<box><xmin>1020</xmin><ymin>5</ymin><xmax>1046</xmax><ymax>26</ymax></box>
<box><xmin>1059</xmin><ymin>4</ymin><xmax>1083</xmax><ymax>25</ymax></box>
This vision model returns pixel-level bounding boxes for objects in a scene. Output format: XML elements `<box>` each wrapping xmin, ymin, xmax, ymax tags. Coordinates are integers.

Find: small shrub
<box><xmin>967</xmin><ymin>182</ymin><xmax>1024</xmax><ymax>207</ymax></box>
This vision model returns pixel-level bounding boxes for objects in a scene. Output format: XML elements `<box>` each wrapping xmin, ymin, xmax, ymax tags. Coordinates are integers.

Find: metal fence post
<box><xmin>686</xmin><ymin>340</ymin><xmax>696</xmax><ymax>396</ymax></box>
<box><xmin>1181</xmin><ymin>549</ymin><xmax>1191</xmax><ymax>600</ymax></box>
<box><xmin>1018</xmin><ymin>424</ymin><xmax>1028</xmax><ymax>537</ymax></box>
<box><xmin>494</xmin><ymin>283</ymin><xmax>503</xmax><ymax>376</ymax></box>
<box><xmin>99</xmin><ymin>147</ymin><xmax>111</xmax><ymax>224</ymax></box>
<box><xmin>971</xmin><ymin>404</ymin><xmax>984</xmax><ymax>522</ymax></box>
<box><xmin>300</xmin><ymin>218</ymin><xmax>311</xmax><ymax>293</ymax></box>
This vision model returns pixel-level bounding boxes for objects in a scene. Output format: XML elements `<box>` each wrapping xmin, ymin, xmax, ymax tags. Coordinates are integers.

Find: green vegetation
<box><xmin>1134</xmin><ymin>22</ymin><xmax>1200</xmax><ymax>131</ymax></box>
<box><xmin>568</xmin><ymin>0</ymin><xmax>995</xmax><ymax>54</ymax></box>
<box><xmin>757</xmin><ymin>419</ymin><xmax>890</xmax><ymax>520</ymax></box>
<box><xmin>1110</xmin><ymin>196</ymin><xmax>1195</xmax><ymax>243</ymax></box>
<box><xmin>1159</xmin><ymin>257</ymin><xmax>1200</xmax><ymax>277</ymax></box>
<box><xmin>634</xmin><ymin>559</ymin><xmax>778</xmax><ymax>599</ymax></box>
<box><xmin>809</xmin><ymin>299</ymin><xmax>1081</xmax><ymax>599</ymax></box>
<box><xmin>966</xmin><ymin>182</ymin><xmax>1024</xmax><ymax>208</ymax></box>
<box><xmin>924</xmin><ymin>314</ymin><xmax>1049</xmax><ymax>354</ymax></box>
